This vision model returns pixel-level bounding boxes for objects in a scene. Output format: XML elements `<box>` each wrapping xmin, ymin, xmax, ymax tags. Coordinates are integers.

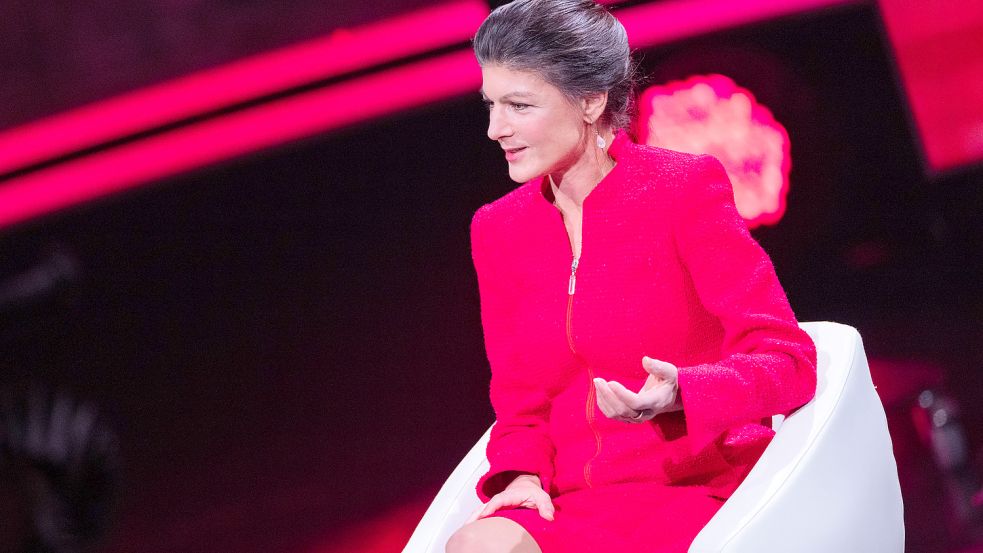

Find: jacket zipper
<box><xmin>565</xmin><ymin>255</ymin><xmax>602</xmax><ymax>488</ymax></box>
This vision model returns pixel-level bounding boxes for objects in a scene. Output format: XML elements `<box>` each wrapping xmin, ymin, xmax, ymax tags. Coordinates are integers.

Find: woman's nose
<box><xmin>487</xmin><ymin>108</ymin><xmax>511</xmax><ymax>141</ymax></box>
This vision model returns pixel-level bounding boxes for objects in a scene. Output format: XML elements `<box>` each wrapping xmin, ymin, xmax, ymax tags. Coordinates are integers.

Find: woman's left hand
<box><xmin>593</xmin><ymin>356</ymin><xmax>683</xmax><ymax>423</ymax></box>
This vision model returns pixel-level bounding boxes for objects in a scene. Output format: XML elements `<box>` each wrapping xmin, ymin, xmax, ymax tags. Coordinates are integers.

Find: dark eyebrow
<box><xmin>479</xmin><ymin>89</ymin><xmax>536</xmax><ymax>101</ymax></box>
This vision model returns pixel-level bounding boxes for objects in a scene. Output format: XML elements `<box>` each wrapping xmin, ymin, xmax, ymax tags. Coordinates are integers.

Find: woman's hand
<box><xmin>466</xmin><ymin>473</ymin><xmax>555</xmax><ymax>523</ymax></box>
<box><xmin>593</xmin><ymin>356</ymin><xmax>683</xmax><ymax>423</ymax></box>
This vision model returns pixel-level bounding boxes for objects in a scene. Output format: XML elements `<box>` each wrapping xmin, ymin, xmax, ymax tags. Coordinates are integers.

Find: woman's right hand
<box><xmin>466</xmin><ymin>473</ymin><xmax>555</xmax><ymax>523</ymax></box>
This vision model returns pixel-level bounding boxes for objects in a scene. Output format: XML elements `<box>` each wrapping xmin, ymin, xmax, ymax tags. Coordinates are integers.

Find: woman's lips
<box><xmin>505</xmin><ymin>146</ymin><xmax>526</xmax><ymax>161</ymax></box>
<box><xmin>504</xmin><ymin>146</ymin><xmax>526</xmax><ymax>162</ymax></box>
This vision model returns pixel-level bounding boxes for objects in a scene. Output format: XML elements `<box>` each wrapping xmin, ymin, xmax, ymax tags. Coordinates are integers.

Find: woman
<box><xmin>446</xmin><ymin>1</ymin><xmax>817</xmax><ymax>551</ymax></box>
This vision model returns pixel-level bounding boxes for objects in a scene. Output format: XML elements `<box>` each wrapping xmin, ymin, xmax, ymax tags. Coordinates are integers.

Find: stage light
<box><xmin>636</xmin><ymin>74</ymin><xmax>790</xmax><ymax>228</ymax></box>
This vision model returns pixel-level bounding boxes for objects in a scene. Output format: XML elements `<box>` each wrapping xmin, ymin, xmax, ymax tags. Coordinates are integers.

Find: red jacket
<box><xmin>471</xmin><ymin>132</ymin><xmax>817</xmax><ymax>502</ymax></box>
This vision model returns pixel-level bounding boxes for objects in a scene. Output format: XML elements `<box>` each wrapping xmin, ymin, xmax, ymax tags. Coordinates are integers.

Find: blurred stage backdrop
<box><xmin>1</xmin><ymin>0</ymin><xmax>982</xmax><ymax>552</ymax></box>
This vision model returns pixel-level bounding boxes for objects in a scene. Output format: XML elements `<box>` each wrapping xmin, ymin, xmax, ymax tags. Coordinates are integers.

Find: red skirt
<box><xmin>489</xmin><ymin>482</ymin><xmax>725</xmax><ymax>552</ymax></box>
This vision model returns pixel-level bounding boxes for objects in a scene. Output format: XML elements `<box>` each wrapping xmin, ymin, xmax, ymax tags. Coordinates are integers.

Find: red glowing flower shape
<box><xmin>636</xmin><ymin>74</ymin><xmax>791</xmax><ymax>228</ymax></box>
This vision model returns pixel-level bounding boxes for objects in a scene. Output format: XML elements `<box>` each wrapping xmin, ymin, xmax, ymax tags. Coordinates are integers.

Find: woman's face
<box><xmin>481</xmin><ymin>64</ymin><xmax>590</xmax><ymax>183</ymax></box>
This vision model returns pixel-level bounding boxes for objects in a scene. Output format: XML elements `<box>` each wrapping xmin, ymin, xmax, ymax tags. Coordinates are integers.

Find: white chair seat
<box><xmin>403</xmin><ymin>322</ymin><xmax>905</xmax><ymax>553</ymax></box>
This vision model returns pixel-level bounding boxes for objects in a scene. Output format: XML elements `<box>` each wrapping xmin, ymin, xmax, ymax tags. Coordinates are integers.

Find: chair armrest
<box><xmin>688</xmin><ymin>321</ymin><xmax>904</xmax><ymax>553</ymax></box>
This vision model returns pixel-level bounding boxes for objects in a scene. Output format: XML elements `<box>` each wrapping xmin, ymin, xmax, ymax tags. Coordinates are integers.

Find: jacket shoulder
<box><xmin>619</xmin><ymin>142</ymin><xmax>731</xmax><ymax>210</ymax></box>
<box><xmin>621</xmin><ymin>141</ymin><xmax>717</xmax><ymax>185</ymax></box>
<box><xmin>470</xmin><ymin>180</ymin><xmax>540</xmax><ymax>235</ymax></box>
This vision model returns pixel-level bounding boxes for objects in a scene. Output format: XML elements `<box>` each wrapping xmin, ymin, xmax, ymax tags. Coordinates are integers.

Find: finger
<box><xmin>593</xmin><ymin>379</ymin><xmax>624</xmax><ymax>418</ymax></box>
<box><xmin>642</xmin><ymin>357</ymin><xmax>678</xmax><ymax>381</ymax></box>
<box><xmin>466</xmin><ymin>503</ymin><xmax>486</xmax><ymax>524</ymax></box>
<box><xmin>536</xmin><ymin>495</ymin><xmax>556</xmax><ymax>521</ymax></box>
<box><xmin>517</xmin><ymin>491</ymin><xmax>554</xmax><ymax>519</ymax></box>
<box><xmin>606</xmin><ymin>380</ymin><xmax>648</xmax><ymax>411</ymax></box>
<box><xmin>474</xmin><ymin>495</ymin><xmax>505</xmax><ymax>521</ymax></box>
<box><xmin>592</xmin><ymin>378</ymin><xmax>615</xmax><ymax>417</ymax></box>
<box><xmin>595</xmin><ymin>379</ymin><xmax>636</xmax><ymax>419</ymax></box>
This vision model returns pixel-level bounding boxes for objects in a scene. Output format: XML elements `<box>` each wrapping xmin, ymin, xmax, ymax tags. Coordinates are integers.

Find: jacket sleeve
<box><xmin>672</xmin><ymin>155</ymin><xmax>817</xmax><ymax>450</ymax></box>
<box><xmin>470</xmin><ymin>206</ymin><xmax>556</xmax><ymax>502</ymax></box>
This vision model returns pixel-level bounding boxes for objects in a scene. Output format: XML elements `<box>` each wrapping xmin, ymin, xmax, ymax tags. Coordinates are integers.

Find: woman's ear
<box><xmin>581</xmin><ymin>91</ymin><xmax>609</xmax><ymax>124</ymax></box>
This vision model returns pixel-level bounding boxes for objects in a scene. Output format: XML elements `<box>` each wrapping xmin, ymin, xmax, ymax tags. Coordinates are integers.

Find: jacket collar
<box><xmin>607</xmin><ymin>128</ymin><xmax>632</xmax><ymax>160</ymax></box>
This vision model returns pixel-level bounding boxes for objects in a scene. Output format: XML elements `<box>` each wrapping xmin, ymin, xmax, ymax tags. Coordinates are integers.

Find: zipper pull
<box><xmin>568</xmin><ymin>257</ymin><xmax>579</xmax><ymax>295</ymax></box>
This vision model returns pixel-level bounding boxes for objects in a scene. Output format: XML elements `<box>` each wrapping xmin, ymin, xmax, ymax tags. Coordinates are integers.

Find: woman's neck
<box><xmin>548</xmin><ymin>129</ymin><xmax>616</xmax><ymax>207</ymax></box>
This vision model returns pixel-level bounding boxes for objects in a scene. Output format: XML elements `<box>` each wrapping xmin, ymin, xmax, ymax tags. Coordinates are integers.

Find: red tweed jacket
<box><xmin>470</xmin><ymin>132</ymin><xmax>817</xmax><ymax>502</ymax></box>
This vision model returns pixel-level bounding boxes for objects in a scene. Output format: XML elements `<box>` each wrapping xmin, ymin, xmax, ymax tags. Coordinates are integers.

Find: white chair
<box><xmin>403</xmin><ymin>322</ymin><xmax>905</xmax><ymax>553</ymax></box>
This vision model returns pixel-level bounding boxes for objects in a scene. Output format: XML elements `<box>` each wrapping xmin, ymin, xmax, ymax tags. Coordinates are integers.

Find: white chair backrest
<box><xmin>689</xmin><ymin>321</ymin><xmax>904</xmax><ymax>552</ymax></box>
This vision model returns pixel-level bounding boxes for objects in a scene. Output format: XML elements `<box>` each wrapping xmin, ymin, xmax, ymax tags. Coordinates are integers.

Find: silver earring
<box><xmin>596</xmin><ymin>130</ymin><xmax>606</xmax><ymax>150</ymax></box>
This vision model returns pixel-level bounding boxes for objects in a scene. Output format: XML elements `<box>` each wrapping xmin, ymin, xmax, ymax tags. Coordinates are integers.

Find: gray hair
<box><xmin>473</xmin><ymin>0</ymin><xmax>637</xmax><ymax>130</ymax></box>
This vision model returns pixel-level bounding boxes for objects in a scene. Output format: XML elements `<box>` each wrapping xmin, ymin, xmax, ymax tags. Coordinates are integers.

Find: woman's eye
<box><xmin>482</xmin><ymin>100</ymin><xmax>530</xmax><ymax>112</ymax></box>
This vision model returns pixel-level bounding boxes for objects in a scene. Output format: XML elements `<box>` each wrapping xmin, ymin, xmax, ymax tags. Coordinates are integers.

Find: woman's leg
<box><xmin>445</xmin><ymin>517</ymin><xmax>543</xmax><ymax>553</ymax></box>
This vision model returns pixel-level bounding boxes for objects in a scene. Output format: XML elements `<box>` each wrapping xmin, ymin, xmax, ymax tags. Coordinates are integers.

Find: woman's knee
<box><xmin>445</xmin><ymin>522</ymin><xmax>482</xmax><ymax>553</ymax></box>
<box><xmin>445</xmin><ymin>517</ymin><xmax>541</xmax><ymax>553</ymax></box>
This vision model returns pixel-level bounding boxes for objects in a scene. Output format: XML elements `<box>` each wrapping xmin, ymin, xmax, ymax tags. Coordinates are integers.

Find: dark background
<box><xmin>1</xmin><ymin>1</ymin><xmax>982</xmax><ymax>552</ymax></box>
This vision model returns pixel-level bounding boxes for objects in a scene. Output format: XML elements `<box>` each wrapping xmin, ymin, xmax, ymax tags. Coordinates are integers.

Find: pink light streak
<box><xmin>0</xmin><ymin>0</ymin><xmax>488</xmax><ymax>177</ymax></box>
<box><xmin>0</xmin><ymin>0</ymin><xmax>863</xmax><ymax>230</ymax></box>
<box><xmin>0</xmin><ymin>51</ymin><xmax>482</xmax><ymax>229</ymax></box>
<box><xmin>616</xmin><ymin>0</ymin><xmax>860</xmax><ymax>49</ymax></box>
